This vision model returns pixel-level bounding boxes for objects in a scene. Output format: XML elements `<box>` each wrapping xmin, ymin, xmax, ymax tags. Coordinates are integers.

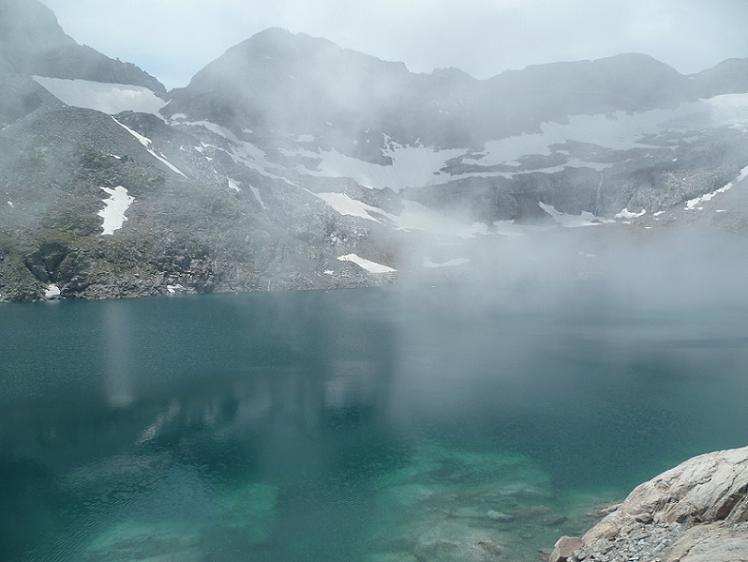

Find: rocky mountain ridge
<box><xmin>166</xmin><ymin>30</ymin><xmax>702</xmax><ymax>151</ymax></box>
<box><xmin>1</xmin><ymin>0</ymin><xmax>748</xmax><ymax>303</ymax></box>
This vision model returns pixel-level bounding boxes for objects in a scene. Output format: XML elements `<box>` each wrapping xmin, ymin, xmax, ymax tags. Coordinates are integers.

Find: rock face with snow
<box><xmin>2</xmin><ymin>2</ymin><xmax>748</xmax><ymax>302</ymax></box>
<box><xmin>166</xmin><ymin>31</ymin><xmax>697</xmax><ymax>148</ymax></box>
<box><xmin>164</xmin><ymin>28</ymin><xmax>748</xmax><ymax>222</ymax></box>
<box><xmin>548</xmin><ymin>446</ymin><xmax>748</xmax><ymax>562</ymax></box>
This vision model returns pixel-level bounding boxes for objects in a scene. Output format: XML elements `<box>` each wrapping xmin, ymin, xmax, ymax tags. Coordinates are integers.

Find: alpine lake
<box><xmin>2</xmin><ymin>286</ymin><xmax>747</xmax><ymax>562</ymax></box>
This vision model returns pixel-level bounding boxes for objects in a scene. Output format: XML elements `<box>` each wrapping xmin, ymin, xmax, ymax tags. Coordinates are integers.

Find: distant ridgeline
<box><xmin>1</xmin><ymin>0</ymin><xmax>748</xmax><ymax>302</ymax></box>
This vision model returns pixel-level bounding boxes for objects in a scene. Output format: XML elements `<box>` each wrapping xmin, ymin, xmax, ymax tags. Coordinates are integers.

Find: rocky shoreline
<box><xmin>549</xmin><ymin>447</ymin><xmax>748</xmax><ymax>562</ymax></box>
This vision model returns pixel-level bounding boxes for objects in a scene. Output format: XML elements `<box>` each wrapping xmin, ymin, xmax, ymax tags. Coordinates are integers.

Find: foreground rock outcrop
<box><xmin>550</xmin><ymin>447</ymin><xmax>748</xmax><ymax>562</ymax></box>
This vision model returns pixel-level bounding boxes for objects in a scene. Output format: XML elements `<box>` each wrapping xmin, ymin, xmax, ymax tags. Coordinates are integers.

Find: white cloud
<box><xmin>43</xmin><ymin>0</ymin><xmax>748</xmax><ymax>89</ymax></box>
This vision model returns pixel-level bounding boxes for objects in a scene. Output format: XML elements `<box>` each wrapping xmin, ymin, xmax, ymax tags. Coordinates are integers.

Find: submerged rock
<box><xmin>363</xmin><ymin>443</ymin><xmax>607</xmax><ymax>562</ymax></box>
<box><xmin>549</xmin><ymin>446</ymin><xmax>748</xmax><ymax>562</ymax></box>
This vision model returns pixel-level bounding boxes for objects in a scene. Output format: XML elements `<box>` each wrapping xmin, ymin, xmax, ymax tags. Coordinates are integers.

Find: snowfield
<box><xmin>316</xmin><ymin>192</ymin><xmax>389</xmax><ymax>223</ymax></box>
<box><xmin>296</xmin><ymin>94</ymin><xmax>748</xmax><ymax>191</ymax></box>
<box><xmin>33</xmin><ymin>76</ymin><xmax>166</xmax><ymax>116</ymax></box>
<box><xmin>317</xmin><ymin>192</ymin><xmax>490</xmax><ymax>239</ymax></box>
<box><xmin>615</xmin><ymin>208</ymin><xmax>647</xmax><ymax>220</ymax></box>
<box><xmin>44</xmin><ymin>284</ymin><xmax>61</xmax><ymax>300</ymax></box>
<box><xmin>310</xmin><ymin>144</ymin><xmax>464</xmax><ymax>191</ymax></box>
<box><xmin>337</xmin><ymin>254</ymin><xmax>397</xmax><ymax>274</ymax></box>
<box><xmin>98</xmin><ymin>186</ymin><xmax>134</xmax><ymax>235</ymax></box>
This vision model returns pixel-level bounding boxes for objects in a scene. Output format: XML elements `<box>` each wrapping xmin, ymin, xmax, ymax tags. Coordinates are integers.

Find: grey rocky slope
<box><xmin>2</xmin><ymin>1</ymin><xmax>748</xmax><ymax>302</ymax></box>
<box><xmin>166</xmin><ymin>29</ymin><xmax>698</xmax><ymax>148</ymax></box>
<box><xmin>0</xmin><ymin>0</ymin><xmax>164</xmax><ymax>93</ymax></box>
<box><xmin>692</xmin><ymin>58</ymin><xmax>748</xmax><ymax>98</ymax></box>
<box><xmin>549</xmin><ymin>446</ymin><xmax>748</xmax><ymax>562</ymax></box>
<box><xmin>163</xmin><ymin>28</ymin><xmax>748</xmax><ymax>223</ymax></box>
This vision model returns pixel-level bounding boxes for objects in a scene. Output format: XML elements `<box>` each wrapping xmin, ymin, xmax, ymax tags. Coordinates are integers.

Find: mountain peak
<box><xmin>248</xmin><ymin>26</ymin><xmax>297</xmax><ymax>41</ymax></box>
<box><xmin>0</xmin><ymin>0</ymin><xmax>72</xmax><ymax>50</ymax></box>
<box><xmin>431</xmin><ymin>67</ymin><xmax>476</xmax><ymax>82</ymax></box>
<box><xmin>0</xmin><ymin>0</ymin><xmax>165</xmax><ymax>93</ymax></box>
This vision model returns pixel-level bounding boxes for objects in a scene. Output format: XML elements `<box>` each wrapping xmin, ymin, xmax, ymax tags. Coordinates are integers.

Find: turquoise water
<box><xmin>1</xmin><ymin>288</ymin><xmax>748</xmax><ymax>561</ymax></box>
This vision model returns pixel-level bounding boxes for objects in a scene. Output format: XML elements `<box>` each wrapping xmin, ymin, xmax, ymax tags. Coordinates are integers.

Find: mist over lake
<box><xmin>2</xmin><ymin>277</ymin><xmax>747</xmax><ymax>561</ymax></box>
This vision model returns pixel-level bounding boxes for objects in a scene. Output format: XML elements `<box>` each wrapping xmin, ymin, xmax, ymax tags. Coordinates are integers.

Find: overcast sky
<box><xmin>44</xmin><ymin>0</ymin><xmax>748</xmax><ymax>90</ymax></box>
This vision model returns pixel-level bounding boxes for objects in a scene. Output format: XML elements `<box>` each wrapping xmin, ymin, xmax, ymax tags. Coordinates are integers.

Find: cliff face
<box><xmin>549</xmin><ymin>446</ymin><xmax>748</xmax><ymax>562</ymax></box>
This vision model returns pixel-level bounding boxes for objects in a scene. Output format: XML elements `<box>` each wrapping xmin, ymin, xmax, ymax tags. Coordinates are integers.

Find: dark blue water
<box><xmin>1</xmin><ymin>288</ymin><xmax>747</xmax><ymax>561</ymax></box>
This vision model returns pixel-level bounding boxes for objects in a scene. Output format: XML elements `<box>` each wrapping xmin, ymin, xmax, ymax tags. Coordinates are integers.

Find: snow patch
<box><xmin>615</xmin><ymin>208</ymin><xmax>647</xmax><ymax>220</ymax></box>
<box><xmin>112</xmin><ymin>117</ymin><xmax>187</xmax><ymax>178</ymax></box>
<box><xmin>98</xmin><ymin>186</ymin><xmax>134</xmax><ymax>235</ymax></box>
<box><xmin>33</xmin><ymin>76</ymin><xmax>165</xmax><ymax>116</ymax></box>
<box><xmin>228</xmin><ymin>178</ymin><xmax>241</xmax><ymax>192</ymax></box>
<box><xmin>684</xmin><ymin>165</ymin><xmax>748</xmax><ymax>210</ymax></box>
<box><xmin>685</xmin><ymin>184</ymin><xmax>733</xmax><ymax>210</ymax></box>
<box><xmin>316</xmin><ymin>192</ymin><xmax>388</xmax><ymax>223</ymax></box>
<box><xmin>309</xmin><ymin>144</ymin><xmax>465</xmax><ymax>191</ymax></box>
<box><xmin>337</xmin><ymin>254</ymin><xmax>396</xmax><ymax>274</ymax></box>
<box><xmin>44</xmin><ymin>284</ymin><xmax>61</xmax><ymax>300</ymax></box>
<box><xmin>738</xmin><ymin>164</ymin><xmax>748</xmax><ymax>183</ymax></box>
<box><xmin>6</xmin><ymin>201</ymin><xmax>13</xmax><ymax>208</ymax></box>
<box><xmin>317</xmin><ymin>194</ymin><xmax>491</xmax><ymax>240</ymax></box>
<box><xmin>166</xmin><ymin>284</ymin><xmax>187</xmax><ymax>295</ymax></box>
<box><xmin>249</xmin><ymin>186</ymin><xmax>267</xmax><ymax>209</ymax></box>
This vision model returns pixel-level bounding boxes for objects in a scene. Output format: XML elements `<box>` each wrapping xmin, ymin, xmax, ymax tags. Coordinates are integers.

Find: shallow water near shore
<box><xmin>2</xmin><ymin>287</ymin><xmax>748</xmax><ymax>561</ymax></box>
